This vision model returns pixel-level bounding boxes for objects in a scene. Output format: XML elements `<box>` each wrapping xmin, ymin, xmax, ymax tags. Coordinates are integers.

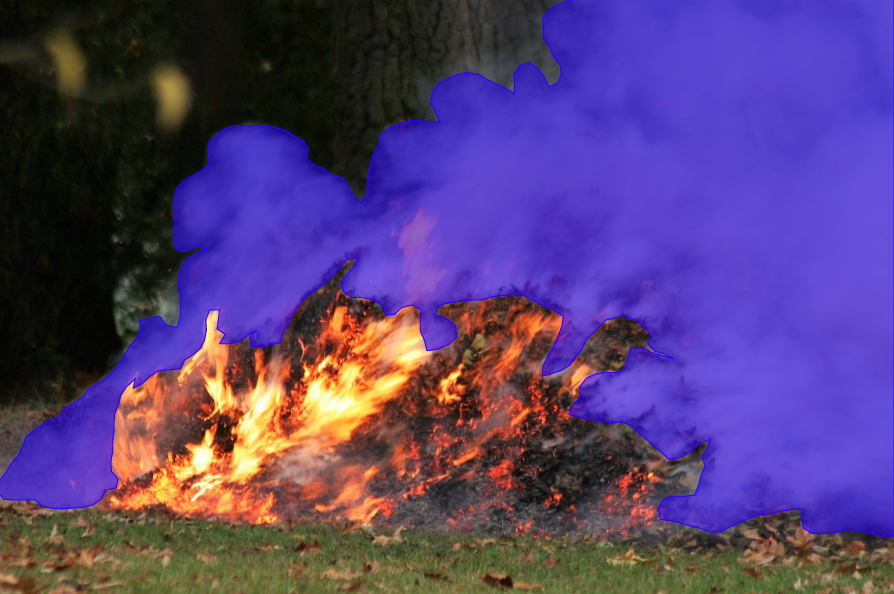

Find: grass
<box><xmin>2</xmin><ymin>504</ymin><xmax>892</xmax><ymax>594</ymax></box>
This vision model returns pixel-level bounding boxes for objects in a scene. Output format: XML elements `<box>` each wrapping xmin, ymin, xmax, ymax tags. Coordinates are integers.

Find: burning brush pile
<box><xmin>104</xmin><ymin>263</ymin><xmax>692</xmax><ymax>538</ymax></box>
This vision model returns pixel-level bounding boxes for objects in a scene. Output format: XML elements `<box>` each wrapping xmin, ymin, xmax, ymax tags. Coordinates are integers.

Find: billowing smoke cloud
<box><xmin>2</xmin><ymin>0</ymin><xmax>891</xmax><ymax>535</ymax></box>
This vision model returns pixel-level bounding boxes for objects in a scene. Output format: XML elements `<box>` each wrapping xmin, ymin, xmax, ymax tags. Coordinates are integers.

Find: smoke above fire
<box><xmin>1</xmin><ymin>0</ymin><xmax>891</xmax><ymax>536</ymax></box>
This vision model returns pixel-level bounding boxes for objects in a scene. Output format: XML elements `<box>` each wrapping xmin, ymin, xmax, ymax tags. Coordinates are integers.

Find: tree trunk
<box><xmin>328</xmin><ymin>0</ymin><xmax>562</xmax><ymax>198</ymax></box>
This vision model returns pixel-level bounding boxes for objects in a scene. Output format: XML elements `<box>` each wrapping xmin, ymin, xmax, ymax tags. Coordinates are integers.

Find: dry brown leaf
<box><xmin>835</xmin><ymin>562</ymin><xmax>859</xmax><ymax>575</ymax></box>
<box><xmin>46</xmin><ymin>524</ymin><xmax>65</xmax><ymax>546</ymax></box>
<box><xmin>787</xmin><ymin>527</ymin><xmax>816</xmax><ymax>556</ymax></box>
<box><xmin>321</xmin><ymin>569</ymin><xmax>365</xmax><ymax>581</ymax></box>
<box><xmin>76</xmin><ymin>549</ymin><xmax>95</xmax><ymax>569</ymax></box>
<box><xmin>0</xmin><ymin>573</ymin><xmax>20</xmax><ymax>585</ymax></box>
<box><xmin>480</xmin><ymin>572</ymin><xmax>514</xmax><ymax>589</ymax></box>
<box><xmin>46</xmin><ymin>587</ymin><xmax>79</xmax><ymax>594</ymax></box>
<box><xmin>372</xmin><ymin>526</ymin><xmax>405</xmax><ymax>546</ymax></box>
<box><xmin>92</xmin><ymin>581</ymin><xmax>126</xmax><ymax>590</ymax></box>
<box><xmin>542</xmin><ymin>555</ymin><xmax>562</xmax><ymax>569</ymax></box>
<box><xmin>294</xmin><ymin>540</ymin><xmax>322</xmax><ymax>555</ymax></box>
<box><xmin>363</xmin><ymin>560</ymin><xmax>379</xmax><ymax>573</ymax></box>
<box><xmin>211</xmin><ymin>577</ymin><xmax>220</xmax><ymax>589</ymax></box>
<box><xmin>606</xmin><ymin>547</ymin><xmax>652</xmax><ymax>566</ymax></box>
<box><xmin>423</xmin><ymin>572</ymin><xmax>450</xmax><ymax>581</ymax></box>
<box><xmin>515</xmin><ymin>581</ymin><xmax>544</xmax><ymax>591</ymax></box>
<box><xmin>517</xmin><ymin>552</ymin><xmax>535</xmax><ymax>563</ymax></box>
<box><xmin>849</xmin><ymin>541</ymin><xmax>867</xmax><ymax>557</ymax></box>
<box><xmin>743</xmin><ymin>539</ymin><xmax>785</xmax><ymax>565</ymax></box>
<box><xmin>196</xmin><ymin>553</ymin><xmax>217</xmax><ymax>564</ymax></box>
<box><xmin>743</xmin><ymin>566</ymin><xmax>766</xmax><ymax>580</ymax></box>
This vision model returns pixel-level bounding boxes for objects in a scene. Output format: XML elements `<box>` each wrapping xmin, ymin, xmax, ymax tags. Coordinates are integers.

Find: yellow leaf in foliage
<box><xmin>150</xmin><ymin>64</ymin><xmax>192</xmax><ymax>133</ymax></box>
<box><xmin>43</xmin><ymin>29</ymin><xmax>86</xmax><ymax>97</ymax></box>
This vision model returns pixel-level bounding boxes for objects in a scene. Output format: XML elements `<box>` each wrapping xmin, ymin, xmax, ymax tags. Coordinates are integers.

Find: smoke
<box><xmin>2</xmin><ymin>0</ymin><xmax>891</xmax><ymax>536</ymax></box>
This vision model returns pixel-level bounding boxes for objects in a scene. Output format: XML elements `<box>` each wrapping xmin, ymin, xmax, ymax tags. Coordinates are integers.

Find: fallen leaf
<box><xmin>46</xmin><ymin>524</ymin><xmax>65</xmax><ymax>546</ymax></box>
<box><xmin>543</xmin><ymin>555</ymin><xmax>562</xmax><ymax>568</ymax></box>
<box><xmin>606</xmin><ymin>547</ymin><xmax>653</xmax><ymax>566</ymax></box>
<box><xmin>743</xmin><ymin>566</ymin><xmax>766</xmax><ymax>580</ymax></box>
<box><xmin>480</xmin><ymin>572</ymin><xmax>513</xmax><ymax>589</ymax></box>
<box><xmin>517</xmin><ymin>552</ymin><xmax>535</xmax><ymax>564</ymax></box>
<box><xmin>321</xmin><ymin>569</ymin><xmax>365</xmax><ymax>581</ymax></box>
<box><xmin>363</xmin><ymin>560</ymin><xmax>379</xmax><ymax>573</ymax></box>
<box><xmin>46</xmin><ymin>587</ymin><xmax>79</xmax><ymax>594</ymax></box>
<box><xmin>835</xmin><ymin>563</ymin><xmax>858</xmax><ymax>574</ymax></box>
<box><xmin>849</xmin><ymin>541</ymin><xmax>867</xmax><ymax>557</ymax></box>
<box><xmin>293</xmin><ymin>540</ymin><xmax>322</xmax><ymax>555</ymax></box>
<box><xmin>423</xmin><ymin>572</ymin><xmax>450</xmax><ymax>581</ymax></box>
<box><xmin>515</xmin><ymin>581</ymin><xmax>544</xmax><ymax>591</ymax></box>
<box><xmin>196</xmin><ymin>553</ymin><xmax>217</xmax><ymax>564</ymax></box>
<box><xmin>92</xmin><ymin>581</ymin><xmax>126</xmax><ymax>590</ymax></box>
<box><xmin>372</xmin><ymin>527</ymin><xmax>405</xmax><ymax>546</ymax></box>
<box><xmin>786</xmin><ymin>527</ymin><xmax>815</xmax><ymax>557</ymax></box>
<box><xmin>76</xmin><ymin>549</ymin><xmax>95</xmax><ymax>569</ymax></box>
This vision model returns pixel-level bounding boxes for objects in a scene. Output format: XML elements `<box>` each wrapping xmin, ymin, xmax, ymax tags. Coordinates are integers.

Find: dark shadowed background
<box><xmin>0</xmin><ymin>0</ymin><xmax>562</xmax><ymax>404</ymax></box>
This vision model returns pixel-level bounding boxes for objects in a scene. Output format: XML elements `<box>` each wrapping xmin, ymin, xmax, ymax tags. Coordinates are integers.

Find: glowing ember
<box><xmin>105</xmin><ymin>271</ymin><xmax>673</xmax><ymax>536</ymax></box>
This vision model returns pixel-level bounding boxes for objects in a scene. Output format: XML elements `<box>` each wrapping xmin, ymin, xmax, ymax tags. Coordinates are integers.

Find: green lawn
<box><xmin>2</xmin><ymin>502</ymin><xmax>892</xmax><ymax>594</ymax></box>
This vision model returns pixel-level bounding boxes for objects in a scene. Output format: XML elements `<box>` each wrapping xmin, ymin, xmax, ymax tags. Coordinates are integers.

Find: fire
<box><xmin>106</xmin><ymin>278</ymin><xmax>668</xmax><ymax>536</ymax></box>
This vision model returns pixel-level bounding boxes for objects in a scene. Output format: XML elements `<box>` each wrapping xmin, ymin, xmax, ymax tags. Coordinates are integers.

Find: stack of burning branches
<box><xmin>105</xmin><ymin>263</ymin><xmax>694</xmax><ymax>538</ymax></box>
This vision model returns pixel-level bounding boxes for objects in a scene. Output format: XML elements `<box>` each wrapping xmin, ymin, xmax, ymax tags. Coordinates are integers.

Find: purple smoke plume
<box><xmin>2</xmin><ymin>0</ymin><xmax>891</xmax><ymax>535</ymax></box>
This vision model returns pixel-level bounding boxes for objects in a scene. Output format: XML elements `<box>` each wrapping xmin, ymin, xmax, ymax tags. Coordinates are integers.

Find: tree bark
<box><xmin>328</xmin><ymin>0</ymin><xmax>562</xmax><ymax>198</ymax></box>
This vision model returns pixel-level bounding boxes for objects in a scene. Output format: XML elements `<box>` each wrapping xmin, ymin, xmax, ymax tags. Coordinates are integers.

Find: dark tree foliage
<box><xmin>0</xmin><ymin>0</ymin><xmax>556</xmax><ymax>405</ymax></box>
<box><xmin>0</xmin><ymin>0</ymin><xmax>334</xmax><ymax>403</ymax></box>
